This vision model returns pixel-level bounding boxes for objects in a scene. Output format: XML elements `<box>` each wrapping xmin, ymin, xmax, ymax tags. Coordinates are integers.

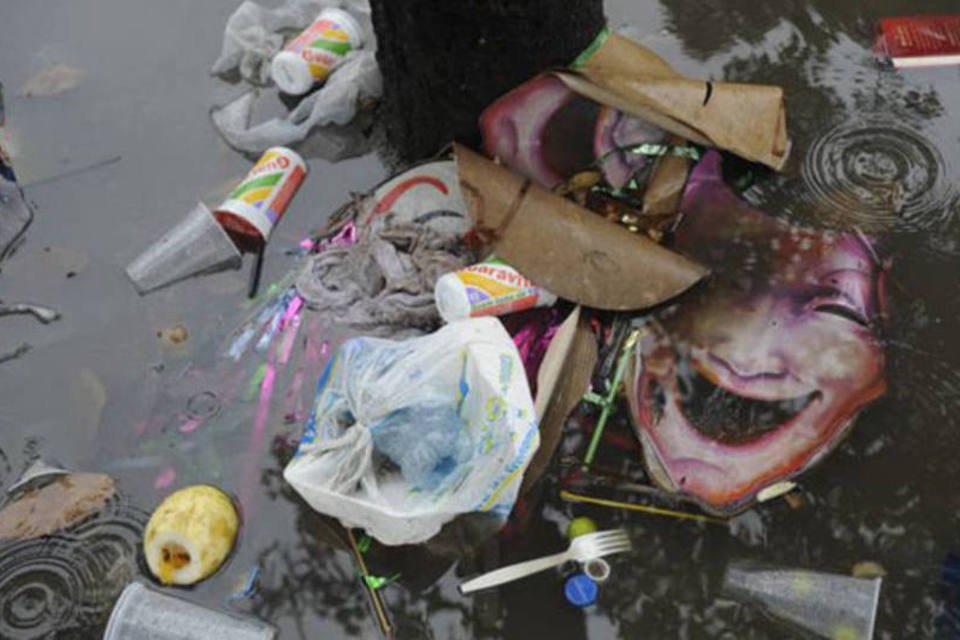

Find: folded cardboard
<box><xmin>455</xmin><ymin>144</ymin><xmax>707</xmax><ymax>311</ymax></box>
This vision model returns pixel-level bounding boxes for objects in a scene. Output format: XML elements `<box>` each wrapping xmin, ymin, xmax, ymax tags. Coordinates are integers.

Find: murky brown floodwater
<box><xmin>1</xmin><ymin>0</ymin><xmax>960</xmax><ymax>637</ymax></box>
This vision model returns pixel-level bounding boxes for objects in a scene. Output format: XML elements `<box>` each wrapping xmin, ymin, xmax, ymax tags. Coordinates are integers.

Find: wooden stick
<box><xmin>247</xmin><ymin>245</ymin><xmax>265</xmax><ymax>299</ymax></box>
<box><xmin>346</xmin><ymin>529</ymin><xmax>394</xmax><ymax>638</ymax></box>
<box><xmin>23</xmin><ymin>155</ymin><xmax>121</xmax><ymax>188</ymax></box>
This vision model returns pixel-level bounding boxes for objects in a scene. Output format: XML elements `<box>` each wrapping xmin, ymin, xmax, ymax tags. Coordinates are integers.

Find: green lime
<box><xmin>567</xmin><ymin>517</ymin><xmax>599</xmax><ymax>540</ymax></box>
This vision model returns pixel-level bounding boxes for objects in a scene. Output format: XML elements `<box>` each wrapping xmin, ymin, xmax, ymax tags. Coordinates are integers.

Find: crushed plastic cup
<box><xmin>722</xmin><ymin>562</ymin><xmax>882</xmax><ymax>640</ymax></box>
<box><xmin>103</xmin><ymin>581</ymin><xmax>277</xmax><ymax>640</ymax></box>
<box><xmin>5</xmin><ymin>458</ymin><xmax>69</xmax><ymax>495</ymax></box>
<box><xmin>126</xmin><ymin>203</ymin><xmax>242</xmax><ymax>294</ymax></box>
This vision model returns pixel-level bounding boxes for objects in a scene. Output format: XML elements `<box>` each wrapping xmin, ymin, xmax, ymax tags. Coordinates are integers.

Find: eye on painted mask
<box><xmin>627</xmin><ymin>151</ymin><xmax>888</xmax><ymax>515</ymax></box>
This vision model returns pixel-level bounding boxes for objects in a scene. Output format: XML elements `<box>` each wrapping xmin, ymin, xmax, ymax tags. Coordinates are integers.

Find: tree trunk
<box><xmin>370</xmin><ymin>0</ymin><xmax>606</xmax><ymax>162</ymax></box>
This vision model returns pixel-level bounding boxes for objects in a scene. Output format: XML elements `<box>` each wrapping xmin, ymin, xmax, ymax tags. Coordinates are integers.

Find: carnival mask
<box><xmin>628</xmin><ymin>151</ymin><xmax>888</xmax><ymax>514</ymax></box>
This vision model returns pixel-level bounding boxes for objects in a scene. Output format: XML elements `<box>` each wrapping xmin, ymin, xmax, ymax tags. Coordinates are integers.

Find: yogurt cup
<box><xmin>434</xmin><ymin>258</ymin><xmax>557</xmax><ymax>322</ymax></box>
<box><xmin>271</xmin><ymin>8</ymin><xmax>364</xmax><ymax>95</ymax></box>
<box><xmin>214</xmin><ymin>147</ymin><xmax>307</xmax><ymax>249</ymax></box>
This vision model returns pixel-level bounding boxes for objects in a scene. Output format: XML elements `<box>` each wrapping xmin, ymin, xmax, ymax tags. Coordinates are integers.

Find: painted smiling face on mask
<box><xmin>628</xmin><ymin>151</ymin><xmax>888</xmax><ymax>515</ymax></box>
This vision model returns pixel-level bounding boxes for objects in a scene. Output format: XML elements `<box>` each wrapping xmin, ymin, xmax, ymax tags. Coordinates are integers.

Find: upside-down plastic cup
<box><xmin>103</xmin><ymin>581</ymin><xmax>277</xmax><ymax>640</ymax></box>
<box><xmin>126</xmin><ymin>203</ymin><xmax>242</xmax><ymax>294</ymax></box>
<box><xmin>722</xmin><ymin>562</ymin><xmax>881</xmax><ymax>640</ymax></box>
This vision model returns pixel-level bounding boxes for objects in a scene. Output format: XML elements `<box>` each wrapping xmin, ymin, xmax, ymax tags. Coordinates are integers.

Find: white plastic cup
<box><xmin>434</xmin><ymin>258</ymin><xmax>557</xmax><ymax>322</ymax></box>
<box><xmin>271</xmin><ymin>8</ymin><xmax>364</xmax><ymax>95</ymax></box>
<box><xmin>722</xmin><ymin>563</ymin><xmax>881</xmax><ymax>640</ymax></box>
<box><xmin>126</xmin><ymin>203</ymin><xmax>242</xmax><ymax>295</ymax></box>
<box><xmin>103</xmin><ymin>581</ymin><xmax>277</xmax><ymax>639</ymax></box>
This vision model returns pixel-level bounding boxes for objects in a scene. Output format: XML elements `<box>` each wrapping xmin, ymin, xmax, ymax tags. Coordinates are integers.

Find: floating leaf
<box><xmin>19</xmin><ymin>64</ymin><xmax>85</xmax><ymax>98</ymax></box>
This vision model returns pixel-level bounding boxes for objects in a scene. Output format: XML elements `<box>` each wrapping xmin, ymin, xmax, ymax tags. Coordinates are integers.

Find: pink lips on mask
<box><xmin>628</xmin><ymin>151</ymin><xmax>888</xmax><ymax>515</ymax></box>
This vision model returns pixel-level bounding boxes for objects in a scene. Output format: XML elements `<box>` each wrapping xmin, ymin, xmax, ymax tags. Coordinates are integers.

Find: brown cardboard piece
<box><xmin>0</xmin><ymin>473</ymin><xmax>116</xmax><ymax>541</ymax></box>
<box><xmin>455</xmin><ymin>144</ymin><xmax>707</xmax><ymax>310</ymax></box>
<box><xmin>522</xmin><ymin>306</ymin><xmax>597</xmax><ymax>493</ymax></box>
<box><xmin>642</xmin><ymin>135</ymin><xmax>693</xmax><ymax>216</ymax></box>
<box><xmin>557</xmin><ymin>32</ymin><xmax>790</xmax><ymax>171</ymax></box>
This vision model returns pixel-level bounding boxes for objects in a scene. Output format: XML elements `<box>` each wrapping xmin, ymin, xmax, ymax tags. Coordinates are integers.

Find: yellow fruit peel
<box><xmin>143</xmin><ymin>485</ymin><xmax>240</xmax><ymax>586</ymax></box>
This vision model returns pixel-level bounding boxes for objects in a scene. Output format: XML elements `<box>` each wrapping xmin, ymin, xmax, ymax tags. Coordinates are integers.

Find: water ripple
<box><xmin>0</xmin><ymin>499</ymin><xmax>146</xmax><ymax>638</ymax></box>
<box><xmin>0</xmin><ymin>537</ymin><xmax>92</xmax><ymax>638</ymax></box>
<box><xmin>801</xmin><ymin>121</ymin><xmax>959</xmax><ymax>232</ymax></box>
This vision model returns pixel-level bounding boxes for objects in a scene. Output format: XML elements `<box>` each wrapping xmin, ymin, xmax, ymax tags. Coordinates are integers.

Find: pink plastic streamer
<box><xmin>153</xmin><ymin>466</ymin><xmax>176</xmax><ymax>490</ymax></box>
<box><xmin>178</xmin><ymin>417</ymin><xmax>204</xmax><ymax>434</ymax></box>
<box><xmin>319</xmin><ymin>221</ymin><xmax>358</xmax><ymax>251</ymax></box>
<box><xmin>283</xmin><ymin>332</ymin><xmax>321</xmax><ymax>423</ymax></box>
<box><xmin>279</xmin><ymin>295</ymin><xmax>303</xmax><ymax>330</ymax></box>
<box><xmin>242</xmin><ymin>361</ymin><xmax>277</xmax><ymax>508</ymax></box>
<box><xmin>277</xmin><ymin>314</ymin><xmax>301</xmax><ymax>365</ymax></box>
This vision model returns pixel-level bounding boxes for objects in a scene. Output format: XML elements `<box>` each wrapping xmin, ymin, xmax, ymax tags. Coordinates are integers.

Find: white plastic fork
<box><xmin>458</xmin><ymin>529</ymin><xmax>632</xmax><ymax>594</ymax></box>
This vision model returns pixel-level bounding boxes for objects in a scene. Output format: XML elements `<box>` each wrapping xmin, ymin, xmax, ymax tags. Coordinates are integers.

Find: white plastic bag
<box><xmin>210</xmin><ymin>52</ymin><xmax>381</xmax><ymax>154</ymax></box>
<box><xmin>284</xmin><ymin>317</ymin><xmax>540</xmax><ymax>545</ymax></box>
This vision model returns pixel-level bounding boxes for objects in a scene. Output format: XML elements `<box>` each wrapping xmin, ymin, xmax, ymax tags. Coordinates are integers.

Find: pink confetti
<box><xmin>277</xmin><ymin>314</ymin><xmax>301</xmax><ymax>365</ymax></box>
<box><xmin>242</xmin><ymin>362</ymin><xmax>277</xmax><ymax>509</ymax></box>
<box><xmin>322</xmin><ymin>221</ymin><xmax>357</xmax><ymax>250</ymax></box>
<box><xmin>153</xmin><ymin>466</ymin><xmax>176</xmax><ymax>490</ymax></box>
<box><xmin>179</xmin><ymin>418</ymin><xmax>203</xmax><ymax>434</ymax></box>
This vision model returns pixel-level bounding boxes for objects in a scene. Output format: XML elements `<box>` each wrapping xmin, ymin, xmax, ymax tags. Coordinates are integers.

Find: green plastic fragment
<box><xmin>595</xmin><ymin>143</ymin><xmax>702</xmax><ymax>167</ymax></box>
<box><xmin>247</xmin><ymin>364</ymin><xmax>267</xmax><ymax>400</ymax></box>
<box><xmin>363</xmin><ymin>573</ymin><xmax>400</xmax><ymax>590</ymax></box>
<box><xmin>571</xmin><ymin>27</ymin><xmax>612</xmax><ymax>69</ymax></box>
<box><xmin>357</xmin><ymin>534</ymin><xmax>372</xmax><ymax>554</ymax></box>
<box><xmin>582</xmin><ymin>330</ymin><xmax>639</xmax><ymax>470</ymax></box>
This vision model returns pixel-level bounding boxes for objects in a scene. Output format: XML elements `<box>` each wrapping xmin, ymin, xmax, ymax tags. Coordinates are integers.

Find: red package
<box><xmin>876</xmin><ymin>15</ymin><xmax>960</xmax><ymax>69</ymax></box>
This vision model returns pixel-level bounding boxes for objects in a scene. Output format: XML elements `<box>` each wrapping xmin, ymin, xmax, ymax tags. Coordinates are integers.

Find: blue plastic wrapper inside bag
<box><xmin>371</xmin><ymin>402</ymin><xmax>472</xmax><ymax>491</ymax></box>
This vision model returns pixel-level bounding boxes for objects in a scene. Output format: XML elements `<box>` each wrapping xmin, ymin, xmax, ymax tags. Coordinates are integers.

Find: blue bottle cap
<box><xmin>564</xmin><ymin>572</ymin><xmax>599</xmax><ymax>607</ymax></box>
